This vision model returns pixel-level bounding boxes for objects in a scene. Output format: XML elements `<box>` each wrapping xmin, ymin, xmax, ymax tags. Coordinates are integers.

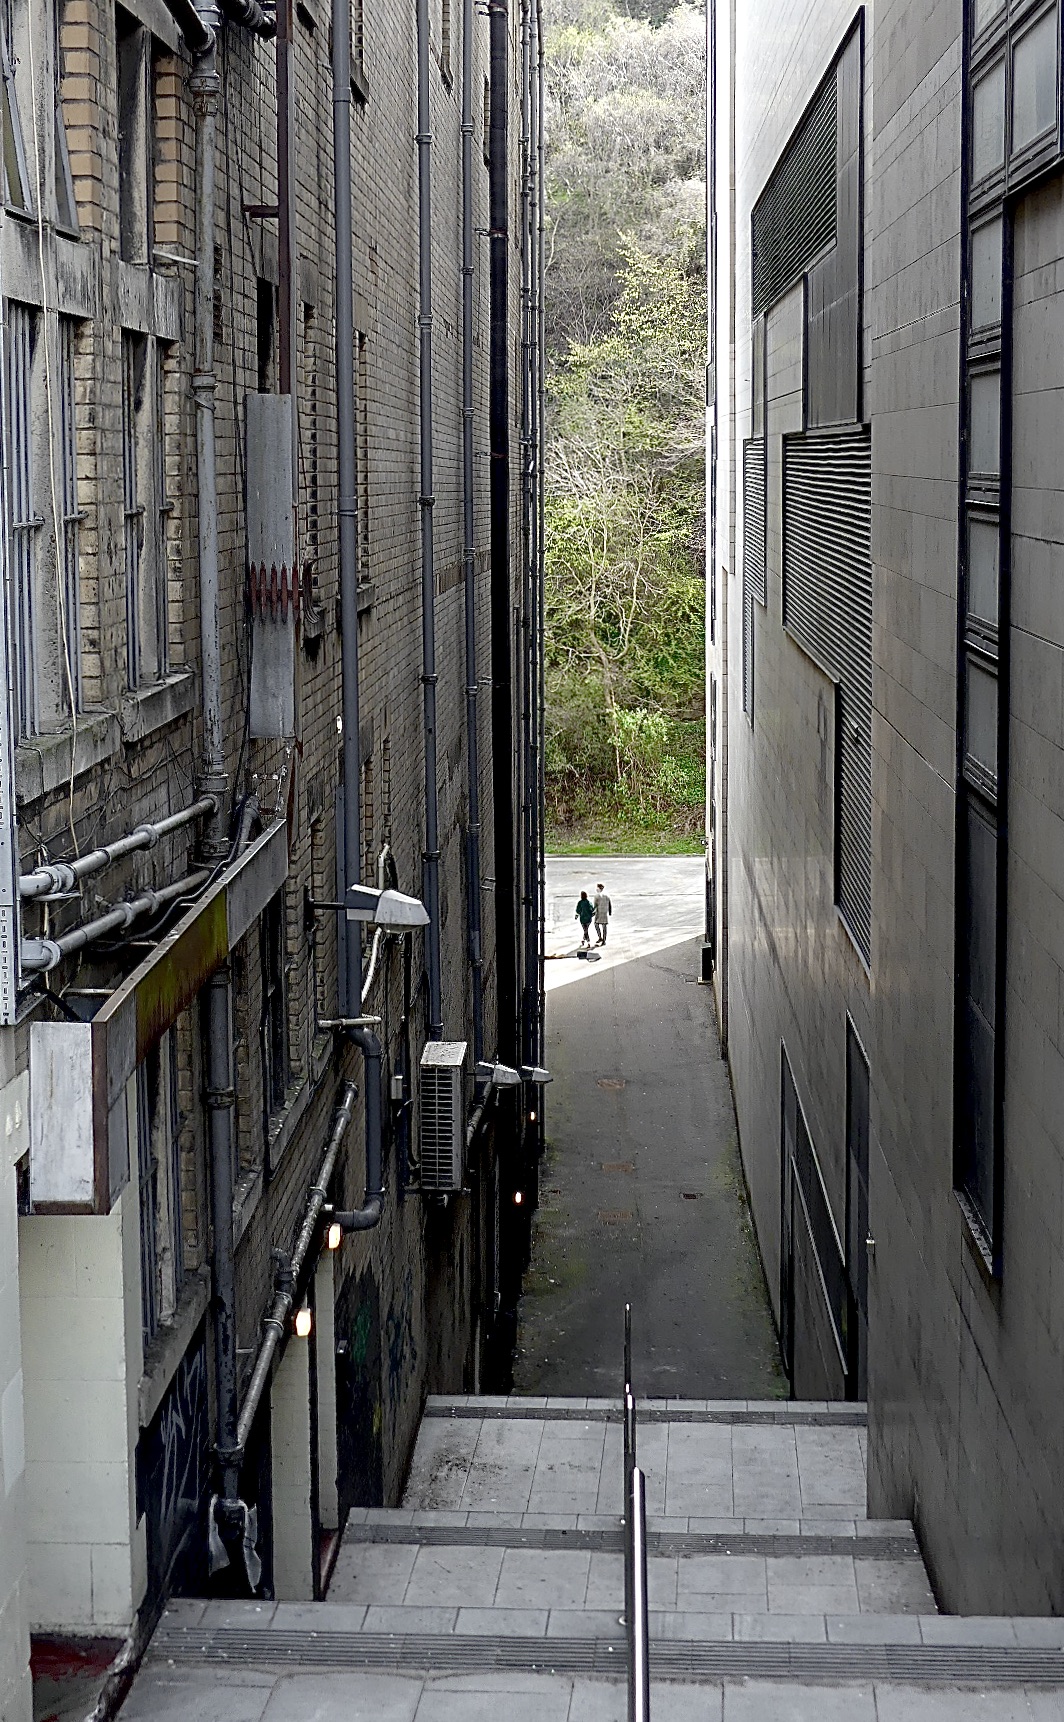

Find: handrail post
<box><xmin>621</xmin><ymin>1302</ymin><xmax>649</xmax><ymax>1718</ymax></box>
<box><xmin>629</xmin><ymin>1466</ymin><xmax>649</xmax><ymax>1722</ymax></box>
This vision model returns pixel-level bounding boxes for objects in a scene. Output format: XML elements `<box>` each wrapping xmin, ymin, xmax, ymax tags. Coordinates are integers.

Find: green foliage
<box><xmin>543</xmin><ymin>0</ymin><xmax>706</xmax><ymax>849</ymax></box>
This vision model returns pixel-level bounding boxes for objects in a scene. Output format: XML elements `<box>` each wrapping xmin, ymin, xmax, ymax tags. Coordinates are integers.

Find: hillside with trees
<box><xmin>543</xmin><ymin>0</ymin><xmax>706</xmax><ymax>851</ymax></box>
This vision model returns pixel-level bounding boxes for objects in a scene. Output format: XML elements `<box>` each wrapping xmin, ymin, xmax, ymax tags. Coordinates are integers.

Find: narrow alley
<box><xmin>514</xmin><ymin>856</ymin><xmax>784</xmax><ymax>1400</ymax></box>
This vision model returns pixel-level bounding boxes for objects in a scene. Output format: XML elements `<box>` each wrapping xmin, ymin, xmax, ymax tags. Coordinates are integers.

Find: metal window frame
<box><xmin>5</xmin><ymin>300</ymin><xmax>39</xmax><ymax>738</ymax></box>
<box><xmin>951</xmin><ymin>0</ymin><xmax>1050</xmax><ymax>1277</ymax></box>
<box><xmin>57</xmin><ymin>315</ymin><xmax>82</xmax><ymax>713</ymax></box>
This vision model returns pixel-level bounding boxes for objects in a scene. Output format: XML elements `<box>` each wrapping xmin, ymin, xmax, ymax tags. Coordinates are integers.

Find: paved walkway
<box><xmin>515</xmin><ymin>856</ymin><xmax>784</xmax><ymax>1399</ymax></box>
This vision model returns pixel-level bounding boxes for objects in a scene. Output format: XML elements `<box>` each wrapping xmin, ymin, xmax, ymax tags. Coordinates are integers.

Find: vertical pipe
<box><xmin>535</xmin><ymin>0</ymin><xmax>545</xmax><ymax>1072</ymax></box>
<box><xmin>416</xmin><ymin>0</ymin><xmax>444</xmax><ymax>1040</ymax></box>
<box><xmin>488</xmin><ymin>0</ymin><xmax>518</xmax><ymax>1066</ymax></box>
<box><xmin>190</xmin><ymin>27</ymin><xmax>227</xmax><ymax>849</ymax></box>
<box><xmin>519</xmin><ymin>0</ymin><xmax>536</xmax><ymax>1079</ymax></box>
<box><xmin>190</xmin><ymin>14</ymin><xmax>244</xmax><ymax>1561</ymax></box>
<box><xmin>332</xmin><ymin>0</ymin><xmax>363</xmax><ymax>1019</ymax></box>
<box><xmin>461</xmin><ymin>0</ymin><xmax>485</xmax><ymax>1065</ymax></box>
<box><xmin>207</xmin><ymin>960</ymin><xmax>240</xmax><ymax>1511</ymax></box>
<box><xmin>276</xmin><ymin>0</ymin><xmax>296</xmax><ymax>400</ymax></box>
<box><xmin>332</xmin><ymin>0</ymin><xmax>385</xmax><ymax>1235</ymax></box>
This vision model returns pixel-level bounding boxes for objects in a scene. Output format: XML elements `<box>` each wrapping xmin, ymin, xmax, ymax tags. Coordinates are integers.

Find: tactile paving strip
<box><xmin>150</xmin><ymin>1627</ymin><xmax>1064</xmax><ymax>1686</ymax></box>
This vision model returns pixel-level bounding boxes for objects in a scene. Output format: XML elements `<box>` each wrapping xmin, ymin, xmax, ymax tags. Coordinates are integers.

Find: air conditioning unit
<box><xmin>419</xmin><ymin>1041</ymin><xmax>468</xmax><ymax>1193</ymax></box>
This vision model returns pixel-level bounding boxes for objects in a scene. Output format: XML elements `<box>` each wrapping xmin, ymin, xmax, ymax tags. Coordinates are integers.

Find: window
<box><xmin>57</xmin><ymin>316</ymin><xmax>82</xmax><ymax>713</ymax></box>
<box><xmin>844</xmin><ymin>1022</ymin><xmax>869</xmax><ymax>1400</ymax></box>
<box><xmin>122</xmin><ymin>330</ymin><xmax>169</xmax><ymax>688</ymax></box>
<box><xmin>439</xmin><ymin>0</ymin><xmax>451</xmax><ymax>85</ymax></box>
<box><xmin>352</xmin><ymin>0</ymin><xmax>365</xmax><ymax>90</ymax></box>
<box><xmin>357</xmin><ymin>330</ymin><xmax>369</xmax><ymax>577</ymax></box>
<box><xmin>1011</xmin><ymin>8</ymin><xmax>1058</xmax><ymax>155</ymax></box>
<box><xmin>116</xmin><ymin>7</ymin><xmax>155</xmax><ymax>264</ymax></box>
<box><xmin>970</xmin><ymin>217</ymin><xmax>1003</xmax><ymax>333</ymax></box>
<box><xmin>137</xmin><ymin>1029</ymin><xmax>183</xmax><ymax>1347</ymax></box>
<box><xmin>968</xmin><ymin>368</ymin><xmax>1001</xmax><ymax>477</ymax></box>
<box><xmin>483</xmin><ymin>74</ymin><xmax>491</xmax><ymax>164</ymax></box>
<box><xmin>1</xmin><ymin>0</ymin><xmax>29</xmax><ymax>212</ymax></box>
<box><xmin>256</xmin><ymin>277</ymin><xmax>276</xmax><ymax>393</ymax></box>
<box><xmin>260</xmin><ymin>893</ymin><xmax>288</xmax><ymax>1130</ymax></box>
<box><xmin>5</xmin><ymin>301</ymin><xmax>38</xmax><ymax>737</ymax></box>
<box><xmin>972</xmin><ymin>59</ymin><xmax>1006</xmax><ymax>183</ymax></box>
<box><xmin>54</xmin><ymin>3</ymin><xmax>78</xmax><ymax>232</ymax></box>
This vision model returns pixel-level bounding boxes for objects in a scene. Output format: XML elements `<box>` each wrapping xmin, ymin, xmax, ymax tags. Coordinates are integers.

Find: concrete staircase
<box><xmin>140</xmin><ymin>1395</ymin><xmax>1064</xmax><ymax>1719</ymax></box>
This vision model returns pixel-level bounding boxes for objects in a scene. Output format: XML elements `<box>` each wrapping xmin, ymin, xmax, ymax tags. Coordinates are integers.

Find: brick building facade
<box><xmin>0</xmin><ymin>0</ymin><xmax>543</xmax><ymax>1704</ymax></box>
<box><xmin>710</xmin><ymin>0</ymin><xmax>1064</xmax><ymax>1619</ymax></box>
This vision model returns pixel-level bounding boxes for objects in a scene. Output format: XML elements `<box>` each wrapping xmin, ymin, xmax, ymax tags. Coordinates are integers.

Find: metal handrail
<box><xmin>622</xmin><ymin>1302</ymin><xmax>649</xmax><ymax>1722</ymax></box>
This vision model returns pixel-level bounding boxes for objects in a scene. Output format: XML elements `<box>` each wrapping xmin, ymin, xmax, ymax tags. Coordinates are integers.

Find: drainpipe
<box><xmin>518</xmin><ymin>0</ymin><xmax>537</xmax><ymax>1083</ymax></box>
<box><xmin>416</xmin><ymin>0</ymin><xmax>443</xmax><ymax>1040</ymax></box>
<box><xmin>534</xmin><ymin>0</ymin><xmax>546</xmax><ymax>1073</ymax></box>
<box><xmin>236</xmin><ymin>1082</ymin><xmax>362</xmax><ymax>1449</ymax></box>
<box><xmin>333</xmin><ymin>0</ymin><xmax>385</xmax><ymax>1229</ymax></box>
<box><xmin>187</xmin><ymin>0</ymin><xmax>246</xmax><ymax>1564</ymax></box>
<box><xmin>461</xmin><ymin>0</ymin><xmax>484</xmax><ymax>1066</ymax></box>
<box><xmin>488</xmin><ymin>0</ymin><xmax>518</xmax><ymax>1068</ymax></box>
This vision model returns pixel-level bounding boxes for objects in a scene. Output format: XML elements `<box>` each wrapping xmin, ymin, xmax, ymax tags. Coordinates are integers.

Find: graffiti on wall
<box><xmin>136</xmin><ymin>1318</ymin><xmax>210</xmax><ymax>1600</ymax></box>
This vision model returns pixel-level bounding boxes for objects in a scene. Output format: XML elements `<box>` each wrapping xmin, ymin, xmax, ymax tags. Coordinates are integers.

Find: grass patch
<box><xmin>547</xmin><ymin>825</ymin><xmax>704</xmax><ymax>857</ymax></box>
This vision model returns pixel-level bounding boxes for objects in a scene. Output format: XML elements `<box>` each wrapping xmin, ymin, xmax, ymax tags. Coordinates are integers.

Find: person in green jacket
<box><xmin>575</xmin><ymin>890</ymin><xmax>595</xmax><ymax>947</ymax></box>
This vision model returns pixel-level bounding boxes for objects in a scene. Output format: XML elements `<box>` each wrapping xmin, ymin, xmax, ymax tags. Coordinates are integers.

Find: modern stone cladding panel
<box><xmin>869</xmin><ymin>127</ymin><xmax>1064</xmax><ymax>1611</ymax></box>
<box><xmin>727</xmin><ymin>0</ymin><xmax>874</xmax><ymax>1395</ymax></box>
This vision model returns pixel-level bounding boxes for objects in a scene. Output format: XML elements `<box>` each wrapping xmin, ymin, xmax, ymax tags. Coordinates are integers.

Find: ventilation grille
<box><xmin>743</xmin><ymin>438</ymin><xmax>767</xmax><ymax>606</ymax></box>
<box><xmin>419</xmin><ymin>1041</ymin><xmax>467</xmax><ymax>1193</ymax></box>
<box><xmin>783</xmin><ymin>428</ymin><xmax>872</xmax><ymax>959</ymax></box>
<box><xmin>752</xmin><ymin>72</ymin><xmax>837</xmax><ymax>318</ymax></box>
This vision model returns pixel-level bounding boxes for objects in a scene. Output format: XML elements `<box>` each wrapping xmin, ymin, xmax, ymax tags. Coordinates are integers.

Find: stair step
<box><xmin>402</xmin><ymin>1408</ymin><xmax>869</xmax><ymax>1521</ymax></box>
<box><xmin>343</xmin><ymin>1509</ymin><xmax>918</xmax><ymax>1557</ymax></box>
<box><xmin>424</xmin><ymin>1395</ymin><xmax>867</xmax><ymax>1424</ymax></box>
<box><xmin>150</xmin><ymin>1613</ymin><xmax>1064</xmax><ymax>1686</ymax></box>
<box><xmin>326</xmin><ymin>1540</ymin><xmax>935</xmax><ymax>1618</ymax></box>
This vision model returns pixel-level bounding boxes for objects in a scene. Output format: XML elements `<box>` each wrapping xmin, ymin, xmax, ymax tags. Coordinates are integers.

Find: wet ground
<box><xmin>514</xmin><ymin>856</ymin><xmax>786</xmax><ymax>1401</ymax></box>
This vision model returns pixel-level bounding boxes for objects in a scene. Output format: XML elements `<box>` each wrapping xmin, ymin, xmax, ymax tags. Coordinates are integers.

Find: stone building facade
<box><xmin>710</xmin><ymin>0</ymin><xmax>1064</xmax><ymax>1616</ymax></box>
<box><xmin>0</xmin><ymin>0</ymin><xmax>543</xmax><ymax>1703</ymax></box>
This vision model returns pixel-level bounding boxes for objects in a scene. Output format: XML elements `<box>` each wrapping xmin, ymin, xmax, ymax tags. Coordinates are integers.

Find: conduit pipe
<box><xmin>236</xmin><ymin>1082</ymin><xmax>359</xmax><ymax>1449</ymax></box>
<box><xmin>18</xmin><ymin>796</ymin><xmax>218</xmax><ymax>899</ymax></box>
<box><xmin>161</xmin><ymin>0</ymin><xmax>214</xmax><ymax>50</ymax></box>
<box><xmin>187</xmin><ymin>0</ymin><xmax>247</xmax><ymax>1561</ymax></box>
<box><xmin>488</xmin><ymin>0</ymin><xmax>519</xmax><ymax>1067</ymax></box>
<box><xmin>20</xmin><ymin>869</ymin><xmax>212</xmax><ymax>972</ymax></box>
<box><xmin>461</xmin><ymin>0</ymin><xmax>485</xmax><ymax>1066</ymax></box>
<box><xmin>332</xmin><ymin>0</ymin><xmax>385</xmax><ymax>1242</ymax></box>
<box><xmin>519</xmin><ymin>0</ymin><xmax>537</xmax><ymax>1078</ymax></box>
<box><xmin>219</xmin><ymin>0</ymin><xmax>276</xmax><ymax>34</ymax></box>
<box><xmin>535</xmin><ymin>0</ymin><xmax>546</xmax><ymax>1073</ymax></box>
<box><xmin>416</xmin><ymin>0</ymin><xmax>443</xmax><ymax>1040</ymax></box>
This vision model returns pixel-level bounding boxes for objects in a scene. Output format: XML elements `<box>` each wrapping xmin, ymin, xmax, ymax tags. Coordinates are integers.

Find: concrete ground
<box><xmin>515</xmin><ymin>856</ymin><xmax>785</xmax><ymax>1400</ymax></box>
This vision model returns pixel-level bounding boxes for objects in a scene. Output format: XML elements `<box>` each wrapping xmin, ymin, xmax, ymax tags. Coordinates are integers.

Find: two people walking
<box><xmin>575</xmin><ymin>883</ymin><xmax>612</xmax><ymax>948</ymax></box>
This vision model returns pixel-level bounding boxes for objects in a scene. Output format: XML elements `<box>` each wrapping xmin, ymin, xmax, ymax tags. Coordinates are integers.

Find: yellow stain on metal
<box><xmin>136</xmin><ymin>890</ymin><xmax>229</xmax><ymax>1059</ymax></box>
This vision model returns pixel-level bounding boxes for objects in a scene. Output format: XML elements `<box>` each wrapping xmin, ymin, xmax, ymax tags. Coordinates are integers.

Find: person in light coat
<box><xmin>593</xmin><ymin>883</ymin><xmax>612</xmax><ymax>945</ymax></box>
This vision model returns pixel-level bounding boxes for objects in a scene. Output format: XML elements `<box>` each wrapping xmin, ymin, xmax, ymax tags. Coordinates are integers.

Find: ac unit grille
<box><xmin>419</xmin><ymin>1042</ymin><xmax>467</xmax><ymax>1193</ymax></box>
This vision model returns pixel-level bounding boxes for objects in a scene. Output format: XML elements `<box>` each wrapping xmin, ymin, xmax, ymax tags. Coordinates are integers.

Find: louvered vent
<box><xmin>419</xmin><ymin>1041</ymin><xmax>467</xmax><ymax>1193</ymax></box>
<box><xmin>752</xmin><ymin>72</ymin><xmax>837</xmax><ymax>318</ymax></box>
<box><xmin>742</xmin><ymin>582</ymin><xmax>754</xmax><ymax>721</ymax></box>
<box><xmin>743</xmin><ymin>438</ymin><xmax>767</xmax><ymax>606</ymax></box>
<box><xmin>783</xmin><ymin>427</ymin><xmax>872</xmax><ymax>959</ymax></box>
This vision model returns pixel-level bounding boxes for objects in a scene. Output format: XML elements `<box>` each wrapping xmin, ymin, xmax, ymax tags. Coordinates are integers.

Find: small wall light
<box><xmin>326</xmin><ymin>1221</ymin><xmax>343</xmax><ymax>1251</ymax></box>
<box><xmin>513</xmin><ymin>1190</ymin><xmax>524</xmax><ymax>1206</ymax></box>
<box><xmin>294</xmin><ymin>1304</ymin><xmax>313</xmax><ymax>1338</ymax></box>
